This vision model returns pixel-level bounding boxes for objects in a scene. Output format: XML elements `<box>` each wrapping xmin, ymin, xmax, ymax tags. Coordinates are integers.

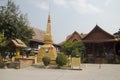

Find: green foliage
<box><xmin>0</xmin><ymin>61</ymin><xmax>4</xmax><ymax>68</ymax></box>
<box><xmin>114</xmin><ymin>29</ymin><xmax>120</xmax><ymax>36</ymax></box>
<box><xmin>61</xmin><ymin>41</ymin><xmax>84</xmax><ymax>57</ymax></box>
<box><xmin>29</xmin><ymin>50</ymin><xmax>35</xmax><ymax>56</ymax></box>
<box><xmin>42</xmin><ymin>56</ymin><xmax>51</xmax><ymax>66</ymax></box>
<box><xmin>0</xmin><ymin>0</ymin><xmax>34</xmax><ymax>45</ymax></box>
<box><xmin>56</xmin><ymin>54</ymin><xmax>68</xmax><ymax>67</ymax></box>
<box><xmin>61</xmin><ymin>41</ymin><xmax>73</xmax><ymax>55</ymax></box>
<box><xmin>72</xmin><ymin>41</ymin><xmax>85</xmax><ymax>53</ymax></box>
<box><xmin>0</xmin><ymin>31</ymin><xmax>4</xmax><ymax>43</ymax></box>
<box><xmin>114</xmin><ymin>55</ymin><xmax>120</xmax><ymax>64</ymax></box>
<box><xmin>71</xmin><ymin>48</ymin><xmax>81</xmax><ymax>57</ymax></box>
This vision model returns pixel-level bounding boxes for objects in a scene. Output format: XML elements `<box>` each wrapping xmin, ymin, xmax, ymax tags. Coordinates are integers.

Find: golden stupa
<box><xmin>37</xmin><ymin>12</ymin><xmax>57</xmax><ymax>62</ymax></box>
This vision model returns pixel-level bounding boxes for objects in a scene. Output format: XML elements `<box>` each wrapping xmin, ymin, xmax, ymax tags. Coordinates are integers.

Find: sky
<box><xmin>0</xmin><ymin>0</ymin><xmax>120</xmax><ymax>43</ymax></box>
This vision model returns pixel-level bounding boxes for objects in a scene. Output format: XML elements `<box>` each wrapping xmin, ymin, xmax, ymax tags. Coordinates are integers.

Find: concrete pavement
<box><xmin>0</xmin><ymin>64</ymin><xmax>120</xmax><ymax>80</ymax></box>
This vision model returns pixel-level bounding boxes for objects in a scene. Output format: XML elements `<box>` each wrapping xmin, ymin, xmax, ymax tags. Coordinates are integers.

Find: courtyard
<box><xmin>0</xmin><ymin>64</ymin><xmax>120</xmax><ymax>80</ymax></box>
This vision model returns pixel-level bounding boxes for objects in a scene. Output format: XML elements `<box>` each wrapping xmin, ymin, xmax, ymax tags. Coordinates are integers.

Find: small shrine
<box><xmin>8</xmin><ymin>39</ymin><xmax>27</xmax><ymax>58</ymax></box>
<box><xmin>37</xmin><ymin>12</ymin><xmax>57</xmax><ymax>62</ymax></box>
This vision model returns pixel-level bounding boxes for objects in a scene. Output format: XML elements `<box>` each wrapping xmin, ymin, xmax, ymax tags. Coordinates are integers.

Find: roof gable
<box><xmin>66</xmin><ymin>31</ymin><xmax>82</xmax><ymax>41</ymax></box>
<box><xmin>83</xmin><ymin>25</ymin><xmax>114</xmax><ymax>41</ymax></box>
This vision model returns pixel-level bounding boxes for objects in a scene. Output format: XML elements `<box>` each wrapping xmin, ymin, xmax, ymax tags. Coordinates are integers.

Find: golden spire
<box><xmin>44</xmin><ymin>12</ymin><xmax>53</xmax><ymax>44</ymax></box>
<box><xmin>46</xmin><ymin>12</ymin><xmax>51</xmax><ymax>34</ymax></box>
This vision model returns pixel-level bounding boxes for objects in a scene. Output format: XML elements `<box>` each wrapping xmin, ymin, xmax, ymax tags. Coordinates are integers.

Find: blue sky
<box><xmin>0</xmin><ymin>0</ymin><xmax>120</xmax><ymax>43</ymax></box>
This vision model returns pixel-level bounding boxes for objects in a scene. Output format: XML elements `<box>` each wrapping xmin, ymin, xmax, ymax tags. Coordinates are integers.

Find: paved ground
<box><xmin>0</xmin><ymin>64</ymin><xmax>120</xmax><ymax>80</ymax></box>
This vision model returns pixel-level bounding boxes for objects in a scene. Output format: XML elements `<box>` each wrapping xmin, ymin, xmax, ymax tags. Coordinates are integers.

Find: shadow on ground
<box><xmin>32</xmin><ymin>63</ymin><xmax>82</xmax><ymax>71</ymax></box>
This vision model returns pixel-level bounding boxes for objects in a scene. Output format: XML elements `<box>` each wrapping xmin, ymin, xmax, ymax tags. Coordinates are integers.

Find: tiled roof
<box><xmin>59</xmin><ymin>31</ymin><xmax>87</xmax><ymax>45</ymax></box>
<box><xmin>80</xmin><ymin>33</ymin><xmax>87</xmax><ymax>39</ymax></box>
<box><xmin>66</xmin><ymin>31</ymin><xmax>87</xmax><ymax>41</ymax></box>
<box><xmin>30</xmin><ymin>27</ymin><xmax>45</xmax><ymax>43</ymax></box>
<box><xmin>82</xmin><ymin>25</ymin><xmax>114</xmax><ymax>40</ymax></box>
<box><xmin>30</xmin><ymin>27</ymin><xmax>60</xmax><ymax>46</ymax></box>
<box><xmin>58</xmin><ymin>41</ymin><xmax>66</xmax><ymax>46</ymax></box>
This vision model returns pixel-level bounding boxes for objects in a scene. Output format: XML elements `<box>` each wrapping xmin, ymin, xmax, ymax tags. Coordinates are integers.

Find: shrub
<box><xmin>42</xmin><ymin>56</ymin><xmax>51</xmax><ymax>66</ymax></box>
<box><xmin>29</xmin><ymin>50</ymin><xmax>35</xmax><ymax>56</ymax></box>
<box><xmin>71</xmin><ymin>49</ymin><xmax>81</xmax><ymax>57</ymax></box>
<box><xmin>0</xmin><ymin>61</ymin><xmax>4</xmax><ymax>68</ymax></box>
<box><xmin>56</xmin><ymin>54</ymin><xmax>68</xmax><ymax>67</ymax></box>
<box><xmin>114</xmin><ymin>55</ymin><xmax>120</xmax><ymax>64</ymax></box>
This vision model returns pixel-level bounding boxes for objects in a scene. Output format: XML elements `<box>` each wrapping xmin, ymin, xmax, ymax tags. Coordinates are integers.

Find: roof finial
<box><xmin>48</xmin><ymin>0</ymin><xmax>51</xmax><ymax>13</ymax></box>
<box><xmin>48</xmin><ymin>0</ymin><xmax>51</xmax><ymax>22</ymax></box>
<box><xmin>44</xmin><ymin>0</ymin><xmax>53</xmax><ymax>44</ymax></box>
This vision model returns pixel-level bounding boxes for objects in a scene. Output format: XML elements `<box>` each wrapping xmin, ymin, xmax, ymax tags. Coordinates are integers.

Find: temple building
<box><xmin>82</xmin><ymin>25</ymin><xmax>120</xmax><ymax>63</ymax></box>
<box><xmin>29</xmin><ymin>27</ymin><xmax>45</xmax><ymax>52</ymax></box>
<box><xmin>61</xmin><ymin>25</ymin><xmax>120</xmax><ymax>63</ymax></box>
<box><xmin>29</xmin><ymin>27</ymin><xmax>60</xmax><ymax>54</ymax></box>
<box><xmin>37</xmin><ymin>13</ymin><xmax>57</xmax><ymax>62</ymax></box>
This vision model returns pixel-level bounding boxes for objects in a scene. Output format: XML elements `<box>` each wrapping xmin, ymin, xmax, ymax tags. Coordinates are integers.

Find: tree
<box><xmin>0</xmin><ymin>31</ymin><xmax>4</xmax><ymax>43</ymax></box>
<box><xmin>72</xmin><ymin>41</ymin><xmax>85</xmax><ymax>55</ymax></box>
<box><xmin>61</xmin><ymin>41</ymin><xmax>73</xmax><ymax>55</ymax></box>
<box><xmin>114</xmin><ymin>29</ymin><xmax>120</xmax><ymax>38</ymax></box>
<box><xmin>0</xmin><ymin>0</ymin><xmax>34</xmax><ymax>45</ymax></box>
<box><xmin>61</xmin><ymin>41</ymin><xmax>85</xmax><ymax>57</ymax></box>
<box><xmin>71</xmin><ymin>48</ymin><xmax>80</xmax><ymax>57</ymax></box>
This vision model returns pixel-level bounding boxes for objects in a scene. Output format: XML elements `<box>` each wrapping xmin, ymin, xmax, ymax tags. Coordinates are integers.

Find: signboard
<box><xmin>71</xmin><ymin>57</ymin><xmax>81</xmax><ymax>69</ymax></box>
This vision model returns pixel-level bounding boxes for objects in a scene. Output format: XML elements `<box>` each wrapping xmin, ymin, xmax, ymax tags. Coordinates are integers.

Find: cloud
<box><xmin>70</xmin><ymin>0</ymin><xmax>103</xmax><ymax>14</ymax></box>
<box><xmin>29</xmin><ymin>1</ymin><xmax>49</xmax><ymax>11</ymax></box>
<box><xmin>35</xmin><ymin>2</ymin><xmax>49</xmax><ymax>11</ymax></box>
<box><xmin>105</xmin><ymin>0</ymin><xmax>112</xmax><ymax>6</ymax></box>
<box><xmin>53</xmin><ymin>0</ymin><xmax>68</xmax><ymax>8</ymax></box>
<box><xmin>30</xmin><ymin>0</ymin><xmax>104</xmax><ymax>14</ymax></box>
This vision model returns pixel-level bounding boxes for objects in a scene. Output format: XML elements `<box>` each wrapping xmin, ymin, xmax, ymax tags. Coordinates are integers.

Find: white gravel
<box><xmin>0</xmin><ymin>64</ymin><xmax>120</xmax><ymax>80</ymax></box>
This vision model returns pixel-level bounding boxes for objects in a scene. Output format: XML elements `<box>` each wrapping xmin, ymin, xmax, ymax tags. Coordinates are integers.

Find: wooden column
<box><xmin>92</xmin><ymin>43</ymin><xmax>95</xmax><ymax>57</ymax></box>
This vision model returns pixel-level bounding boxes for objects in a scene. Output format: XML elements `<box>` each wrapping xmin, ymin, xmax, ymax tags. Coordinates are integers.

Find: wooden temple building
<box><xmin>62</xmin><ymin>25</ymin><xmax>120</xmax><ymax>63</ymax></box>
<box><xmin>29</xmin><ymin>28</ymin><xmax>45</xmax><ymax>51</ymax></box>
